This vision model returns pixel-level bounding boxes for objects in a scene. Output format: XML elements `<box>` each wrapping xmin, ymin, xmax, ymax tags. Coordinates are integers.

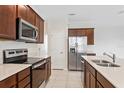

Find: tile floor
<box><xmin>44</xmin><ymin>70</ymin><xmax>83</xmax><ymax>88</ymax></box>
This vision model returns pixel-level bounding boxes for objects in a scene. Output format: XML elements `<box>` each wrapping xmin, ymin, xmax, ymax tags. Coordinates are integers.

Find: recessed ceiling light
<box><xmin>68</xmin><ymin>13</ymin><xmax>76</xmax><ymax>16</ymax></box>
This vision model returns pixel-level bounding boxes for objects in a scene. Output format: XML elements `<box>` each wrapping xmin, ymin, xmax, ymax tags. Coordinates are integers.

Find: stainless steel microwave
<box><xmin>16</xmin><ymin>18</ymin><xmax>38</xmax><ymax>42</ymax></box>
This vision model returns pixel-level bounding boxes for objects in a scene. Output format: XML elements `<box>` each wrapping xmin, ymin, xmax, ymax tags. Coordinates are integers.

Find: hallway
<box><xmin>44</xmin><ymin>70</ymin><xmax>83</xmax><ymax>88</ymax></box>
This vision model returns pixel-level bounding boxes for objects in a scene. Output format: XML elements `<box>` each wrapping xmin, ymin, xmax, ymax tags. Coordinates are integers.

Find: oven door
<box><xmin>32</xmin><ymin>62</ymin><xmax>46</xmax><ymax>88</ymax></box>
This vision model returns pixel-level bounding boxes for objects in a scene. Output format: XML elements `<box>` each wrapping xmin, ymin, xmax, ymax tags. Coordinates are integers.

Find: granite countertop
<box><xmin>81</xmin><ymin>55</ymin><xmax>124</xmax><ymax>88</ymax></box>
<box><xmin>25</xmin><ymin>57</ymin><xmax>45</xmax><ymax>64</ymax></box>
<box><xmin>26</xmin><ymin>55</ymin><xmax>50</xmax><ymax>65</ymax></box>
<box><xmin>0</xmin><ymin>64</ymin><xmax>31</xmax><ymax>81</ymax></box>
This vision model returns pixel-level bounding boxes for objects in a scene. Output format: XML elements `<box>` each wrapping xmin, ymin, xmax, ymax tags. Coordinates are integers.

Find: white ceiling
<box><xmin>31</xmin><ymin>5</ymin><xmax>124</xmax><ymax>26</ymax></box>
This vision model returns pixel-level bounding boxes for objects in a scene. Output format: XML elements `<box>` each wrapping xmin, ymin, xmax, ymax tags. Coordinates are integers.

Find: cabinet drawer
<box><xmin>86</xmin><ymin>62</ymin><xmax>95</xmax><ymax>76</ymax></box>
<box><xmin>18</xmin><ymin>67</ymin><xmax>30</xmax><ymax>82</ymax></box>
<box><xmin>0</xmin><ymin>74</ymin><xmax>16</xmax><ymax>88</ymax></box>
<box><xmin>97</xmin><ymin>72</ymin><xmax>114</xmax><ymax>88</ymax></box>
<box><xmin>18</xmin><ymin>75</ymin><xmax>30</xmax><ymax>88</ymax></box>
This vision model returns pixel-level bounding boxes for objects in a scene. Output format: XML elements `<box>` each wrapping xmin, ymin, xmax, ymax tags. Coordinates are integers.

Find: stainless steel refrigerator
<box><xmin>68</xmin><ymin>36</ymin><xmax>87</xmax><ymax>71</ymax></box>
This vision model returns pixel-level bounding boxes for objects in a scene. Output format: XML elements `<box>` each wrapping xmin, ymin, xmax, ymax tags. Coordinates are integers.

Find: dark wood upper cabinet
<box><xmin>86</xmin><ymin>28</ymin><xmax>94</xmax><ymax>45</ymax></box>
<box><xmin>35</xmin><ymin>14</ymin><xmax>44</xmax><ymax>43</ymax></box>
<box><xmin>39</xmin><ymin>18</ymin><xmax>44</xmax><ymax>43</ymax></box>
<box><xmin>27</xmin><ymin>7</ymin><xmax>36</xmax><ymax>25</ymax></box>
<box><xmin>16</xmin><ymin>5</ymin><xmax>28</xmax><ymax>21</ymax></box>
<box><xmin>16</xmin><ymin>5</ymin><xmax>44</xmax><ymax>43</ymax></box>
<box><xmin>35</xmin><ymin>15</ymin><xmax>41</xmax><ymax>42</ymax></box>
<box><xmin>68</xmin><ymin>29</ymin><xmax>86</xmax><ymax>36</ymax></box>
<box><xmin>76</xmin><ymin>29</ymin><xmax>86</xmax><ymax>36</ymax></box>
<box><xmin>17</xmin><ymin>5</ymin><xmax>35</xmax><ymax>25</ymax></box>
<box><xmin>68</xmin><ymin>29</ymin><xmax>77</xmax><ymax>36</ymax></box>
<box><xmin>68</xmin><ymin>28</ymin><xmax>94</xmax><ymax>45</ymax></box>
<box><xmin>0</xmin><ymin>5</ymin><xmax>16</xmax><ymax>40</ymax></box>
<box><xmin>0</xmin><ymin>5</ymin><xmax>44</xmax><ymax>43</ymax></box>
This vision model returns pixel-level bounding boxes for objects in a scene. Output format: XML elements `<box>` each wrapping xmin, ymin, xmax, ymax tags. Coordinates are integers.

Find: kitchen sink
<box><xmin>96</xmin><ymin>63</ymin><xmax>120</xmax><ymax>67</ymax></box>
<box><xmin>91</xmin><ymin>59</ymin><xmax>111</xmax><ymax>64</ymax></box>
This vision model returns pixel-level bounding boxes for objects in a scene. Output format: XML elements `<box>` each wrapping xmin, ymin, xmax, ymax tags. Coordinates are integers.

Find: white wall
<box><xmin>47</xmin><ymin>19</ymin><xmax>68</xmax><ymax>70</ymax></box>
<box><xmin>94</xmin><ymin>25</ymin><xmax>124</xmax><ymax>58</ymax></box>
<box><xmin>0</xmin><ymin>22</ymin><xmax>48</xmax><ymax>64</ymax></box>
<box><xmin>69</xmin><ymin>21</ymin><xmax>124</xmax><ymax>58</ymax></box>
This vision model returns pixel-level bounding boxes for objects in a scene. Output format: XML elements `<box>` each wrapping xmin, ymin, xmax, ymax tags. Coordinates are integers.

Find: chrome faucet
<box><xmin>103</xmin><ymin>52</ymin><xmax>116</xmax><ymax>63</ymax></box>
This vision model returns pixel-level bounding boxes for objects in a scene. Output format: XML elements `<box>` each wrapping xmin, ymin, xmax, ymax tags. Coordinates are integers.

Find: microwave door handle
<box><xmin>35</xmin><ymin>30</ymin><xmax>38</xmax><ymax>39</ymax></box>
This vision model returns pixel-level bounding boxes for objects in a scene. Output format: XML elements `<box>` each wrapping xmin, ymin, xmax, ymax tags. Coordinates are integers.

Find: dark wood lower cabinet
<box><xmin>0</xmin><ymin>57</ymin><xmax>52</xmax><ymax>88</ymax></box>
<box><xmin>45</xmin><ymin>57</ymin><xmax>51</xmax><ymax>81</ymax></box>
<box><xmin>85</xmin><ymin>66</ymin><xmax>96</xmax><ymax>88</ymax></box>
<box><xmin>81</xmin><ymin>61</ymin><xmax>84</xmax><ymax>87</ymax></box>
<box><xmin>96</xmin><ymin>81</ymin><xmax>103</xmax><ymax>88</ymax></box>
<box><xmin>0</xmin><ymin>67</ymin><xmax>31</xmax><ymax>88</ymax></box>
<box><xmin>82</xmin><ymin>60</ymin><xmax>115</xmax><ymax>88</ymax></box>
<box><xmin>17</xmin><ymin>67</ymin><xmax>31</xmax><ymax>88</ymax></box>
<box><xmin>18</xmin><ymin>76</ymin><xmax>30</xmax><ymax>88</ymax></box>
<box><xmin>0</xmin><ymin>74</ymin><xmax>17</xmax><ymax>88</ymax></box>
<box><xmin>85</xmin><ymin>69</ymin><xmax>90</xmax><ymax>88</ymax></box>
<box><xmin>32</xmin><ymin>64</ymin><xmax>46</xmax><ymax>88</ymax></box>
<box><xmin>90</xmin><ymin>73</ymin><xmax>96</xmax><ymax>88</ymax></box>
<box><xmin>97</xmin><ymin>72</ymin><xmax>114</xmax><ymax>88</ymax></box>
<box><xmin>32</xmin><ymin>57</ymin><xmax>51</xmax><ymax>88</ymax></box>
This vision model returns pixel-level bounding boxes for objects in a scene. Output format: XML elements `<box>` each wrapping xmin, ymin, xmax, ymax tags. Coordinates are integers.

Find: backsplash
<box><xmin>0</xmin><ymin>40</ymin><xmax>47</xmax><ymax>64</ymax></box>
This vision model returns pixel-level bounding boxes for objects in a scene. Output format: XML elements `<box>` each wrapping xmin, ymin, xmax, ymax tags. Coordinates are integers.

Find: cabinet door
<box><xmin>35</xmin><ymin>15</ymin><xmax>44</xmax><ymax>43</ymax></box>
<box><xmin>86</xmin><ymin>69</ymin><xmax>90</xmax><ymax>88</ymax></box>
<box><xmin>90</xmin><ymin>73</ymin><xmax>96</xmax><ymax>88</ymax></box>
<box><xmin>47</xmin><ymin>61</ymin><xmax>51</xmax><ymax>79</ymax></box>
<box><xmin>86</xmin><ymin>29</ymin><xmax>94</xmax><ymax>45</ymax></box>
<box><xmin>39</xmin><ymin>18</ymin><xmax>44</xmax><ymax>43</ymax></box>
<box><xmin>0</xmin><ymin>74</ymin><xmax>16</xmax><ymax>88</ymax></box>
<box><xmin>68</xmin><ymin>29</ymin><xmax>77</xmax><ymax>36</ymax></box>
<box><xmin>27</xmin><ymin>7</ymin><xmax>36</xmax><ymax>25</ymax></box>
<box><xmin>81</xmin><ymin>62</ymin><xmax>84</xmax><ymax>86</ymax></box>
<box><xmin>97</xmin><ymin>72</ymin><xmax>114</xmax><ymax>88</ymax></box>
<box><xmin>96</xmin><ymin>81</ymin><xmax>103</xmax><ymax>88</ymax></box>
<box><xmin>35</xmin><ymin>15</ymin><xmax>40</xmax><ymax>42</ymax></box>
<box><xmin>45</xmin><ymin>57</ymin><xmax>51</xmax><ymax>81</ymax></box>
<box><xmin>17</xmin><ymin>5</ymin><xmax>28</xmax><ymax>21</ymax></box>
<box><xmin>32</xmin><ymin>64</ymin><xmax>45</xmax><ymax>88</ymax></box>
<box><xmin>0</xmin><ymin>5</ymin><xmax>16</xmax><ymax>39</ymax></box>
<box><xmin>76</xmin><ymin>29</ymin><xmax>86</xmax><ymax>36</ymax></box>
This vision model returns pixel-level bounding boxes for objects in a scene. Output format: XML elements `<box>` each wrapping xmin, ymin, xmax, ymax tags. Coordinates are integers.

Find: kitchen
<box><xmin>0</xmin><ymin>4</ymin><xmax>124</xmax><ymax>89</ymax></box>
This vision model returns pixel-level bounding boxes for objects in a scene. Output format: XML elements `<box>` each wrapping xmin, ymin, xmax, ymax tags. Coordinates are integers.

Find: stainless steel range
<box><xmin>3</xmin><ymin>49</ymin><xmax>28</xmax><ymax>64</ymax></box>
<box><xmin>3</xmin><ymin>49</ymin><xmax>46</xmax><ymax>66</ymax></box>
<box><xmin>3</xmin><ymin>49</ymin><xmax>46</xmax><ymax>88</ymax></box>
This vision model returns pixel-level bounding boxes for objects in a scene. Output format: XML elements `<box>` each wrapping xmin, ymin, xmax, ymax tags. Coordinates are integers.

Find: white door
<box><xmin>48</xmin><ymin>33</ymin><xmax>67</xmax><ymax>70</ymax></box>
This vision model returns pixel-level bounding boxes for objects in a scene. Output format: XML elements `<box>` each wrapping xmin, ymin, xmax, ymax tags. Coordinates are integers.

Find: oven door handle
<box><xmin>32</xmin><ymin>60</ymin><xmax>46</xmax><ymax>69</ymax></box>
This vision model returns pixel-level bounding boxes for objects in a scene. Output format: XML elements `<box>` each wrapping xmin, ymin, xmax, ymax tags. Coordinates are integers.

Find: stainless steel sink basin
<box><xmin>91</xmin><ymin>59</ymin><xmax>111</xmax><ymax>64</ymax></box>
<box><xmin>96</xmin><ymin>63</ymin><xmax>120</xmax><ymax>67</ymax></box>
